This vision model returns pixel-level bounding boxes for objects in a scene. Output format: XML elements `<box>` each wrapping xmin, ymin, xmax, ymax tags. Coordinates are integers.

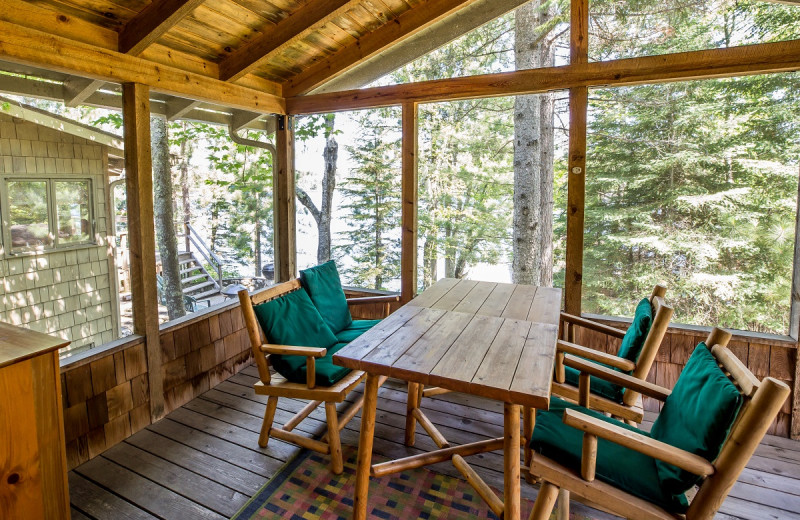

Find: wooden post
<box><xmin>789</xmin><ymin>164</ymin><xmax>800</xmax><ymax>439</ymax></box>
<box><xmin>504</xmin><ymin>402</ymin><xmax>521</xmax><ymax>520</ymax></box>
<box><xmin>274</xmin><ymin>115</ymin><xmax>297</xmax><ymax>282</ymax></box>
<box><xmin>564</xmin><ymin>0</ymin><xmax>589</xmax><ymax>316</ymax></box>
<box><xmin>122</xmin><ymin>83</ymin><xmax>164</xmax><ymax>421</ymax></box>
<box><xmin>401</xmin><ymin>102</ymin><xmax>419</xmax><ymax>304</ymax></box>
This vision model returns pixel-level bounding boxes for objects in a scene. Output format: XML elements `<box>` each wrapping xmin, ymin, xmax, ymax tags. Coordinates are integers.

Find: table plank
<box><xmin>407</xmin><ymin>278</ymin><xmax>460</xmax><ymax>308</ymax></box>
<box><xmin>471</xmin><ymin>319</ymin><xmax>532</xmax><ymax>402</ymax></box>
<box><xmin>334</xmin><ymin>305</ymin><xmax>425</xmax><ymax>369</ymax></box>
<box><xmin>508</xmin><ymin>322</ymin><xmax>559</xmax><ymax>409</ymax></box>
<box><xmin>452</xmin><ymin>282</ymin><xmax>497</xmax><ymax>314</ymax></box>
<box><xmin>501</xmin><ymin>284</ymin><xmax>538</xmax><ymax>320</ymax></box>
<box><xmin>528</xmin><ymin>286</ymin><xmax>562</xmax><ymax>325</ymax></box>
<box><xmin>390</xmin><ymin>311</ymin><xmax>475</xmax><ymax>382</ymax></box>
<box><xmin>429</xmin><ymin>279</ymin><xmax>479</xmax><ymax>310</ymax></box>
<box><xmin>357</xmin><ymin>307</ymin><xmax>446</xmax><ymax>372</ymax></box>
<box><xmin>476</xmin><ymin>283</ymin><xmax>517</xmax><ymax>317</ymax></box>
<box><xmin>429</xmin><ymin>314</ymin><xmax>505</xmax><ymax>388</ymax></box>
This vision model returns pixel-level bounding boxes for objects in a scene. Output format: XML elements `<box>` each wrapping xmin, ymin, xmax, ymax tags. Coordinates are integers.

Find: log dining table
<box><xmin>333</xmin><ymin>278</ymin><xmax>562</xmax><ymax>520</ymax></box>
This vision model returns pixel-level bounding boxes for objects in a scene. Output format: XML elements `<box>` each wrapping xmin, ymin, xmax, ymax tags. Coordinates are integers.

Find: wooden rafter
<box><xmin>282</xmin><ymin>0</ymin><xmax>481</xmax><ymax>96</ymax></box>
<box><xmin>119</xmin><ymin>0</ymin><xmax>207</xmax><ymax>55</ymax></box>
<box><xmin>63</xmin><ymin>78</ymin><xmax>105</xmax><ymax>108</ymax></box>
<box><xmin>219</xmin><ymin>0</ymin><xmax>355</xmax><ymax>82</ymax></box>
<box><xmin>287</xmin><ymin>38</ymin><xmax>800</xmax><ymax>114</ymax></box>
<box><xmin>0</xmin><ymin>20</ymin><xmax>286</xmax><ymax>114</ymax></box>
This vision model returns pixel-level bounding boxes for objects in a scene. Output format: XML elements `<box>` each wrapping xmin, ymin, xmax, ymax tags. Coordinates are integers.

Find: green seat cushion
<box><xmin>563</xmin><ymin>364</ymin><xmax>623</xmax><ymax>402</ymax></box>
<box><xmin>530</xmin><ymin>398</ymin><xmax>688</xmax><ymax>512</ymax></box>
<box><xmin>335</xmin><ymin>319</ymin><xmax>382</xmax><ymax>343</ymax></box>
<box><xmin>616</xmin><ymin>298</ymin><xmax>653</xmax><ymax>366</ymax></box>
<box><xmin>650</xmin><ymin>344</ymin><xmax>743</xmax><ymax>496</ymax></box>
<box><xmin>271</xmin><ymin>341</ymin><xmax>352</xmax><ymax>387</ymax></box>
<box><xmin>253</xmin><ymin>288</ymin><xmax>350</xmax><ymax>386</ymax></box>
<box><xmin>300</xmin><ymin>260</ymin><xmax>352</xmax><ymax>334</ymax></box>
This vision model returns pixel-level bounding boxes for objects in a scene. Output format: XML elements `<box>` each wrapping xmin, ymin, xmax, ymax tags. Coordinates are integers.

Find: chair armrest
<box><xmin>346</xmin><ymin>295</ymin><xmax>401</xmax><ymax>305</ymax></box>
<box><xmin>260</xmin><ymin>344</ymin><xmax>327</xmax><ymax>357</ymax></box>
<box><xmin>562</xmin><ymin>409</ymin><xmax>715</xmax><ymax>477</ymax></box>
<box><xmin>564</xmin><ymin>354</ymin><xmax>671</xmax><ymax>401</ymax></box>
<box><xmin>560</xmin><ymin>312</ymin><xmax>627</xmax><ymax>339</ymax></box>
<box><xmin>557</xmin><ymin>340</ymin><xmax>636</xmax><ymax>372</ymax></box>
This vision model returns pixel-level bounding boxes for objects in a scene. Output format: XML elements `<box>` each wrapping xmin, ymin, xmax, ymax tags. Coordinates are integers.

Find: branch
<box><xmin>295</xmin><ymin>186</ymin><xmax>322</xmax><ymax>224</ymax></box>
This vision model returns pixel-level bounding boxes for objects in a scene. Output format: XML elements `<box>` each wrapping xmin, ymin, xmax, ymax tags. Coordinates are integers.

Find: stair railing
<box><xmin>183</xmin><ymin>221</ymin><xmax>223</xmax><ymax>286</ymax></box>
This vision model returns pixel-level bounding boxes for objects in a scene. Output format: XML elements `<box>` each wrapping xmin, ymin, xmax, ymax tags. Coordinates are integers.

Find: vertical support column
<box><xmin>564</xmin><ymin>0</ymin><xmax>589</xmax><ymax>316</ymax></box>
<box><xmin>122</xmin><ymin>83</ymin><xmax>164</xmax><ymax>421</ymax></box>
<box><xmin>274</xmin><ymin>115</ymin><xmax>297</xmax><ymax>282</ymax></box>
<box><xmin>791</xmin><ymin>166</ymin><xmax>800</xmax><ymax>439</ymax></box>
<box><xmin>401</xmin><ymin>102</ymin><xmax>419</xmax><ymax>304</ymax></box>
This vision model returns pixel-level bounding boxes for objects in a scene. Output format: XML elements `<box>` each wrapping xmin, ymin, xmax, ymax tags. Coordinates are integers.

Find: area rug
<box><xmin>232</xmin><ymin>446</ymin><xmax>589</xmax><ymax>520</ymax></box>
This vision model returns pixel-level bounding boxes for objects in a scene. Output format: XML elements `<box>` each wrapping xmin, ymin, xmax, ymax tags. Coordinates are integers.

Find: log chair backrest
<box><xmin>238</xmin><ymin>279</ymin><xmax>304</xmax><ymax>385</ymax></box>
<box><xmin>687</xmin><ymin>328</ymin><xmax>790</xmax><ymax>519</ymax></box>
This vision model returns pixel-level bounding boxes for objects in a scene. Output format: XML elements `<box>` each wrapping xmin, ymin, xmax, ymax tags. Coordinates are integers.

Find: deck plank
<box><xmin>70</xmin><ymin>364</ymin><xmax>800</xmax><ymax>520</ymax></box>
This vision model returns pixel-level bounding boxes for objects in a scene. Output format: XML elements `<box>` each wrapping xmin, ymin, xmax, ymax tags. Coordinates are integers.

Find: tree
<box><xmin>340</xmin><ymin>109</ymin><xmax>402</xmax><ymax>290</ymax></box>
<box><xmin>152</xmin><ymin>117</ymin><xmax>184</xmax><ymax>320</ymax></box>
<box><xmin>512</xmin><ymin>0</ymin><xmax>568</xmax><ymax>286</ymax></box>
<box><xmin>295</xmin><ymin>114</ymin><xmax>339</xmax><ymax>264</ymax></box>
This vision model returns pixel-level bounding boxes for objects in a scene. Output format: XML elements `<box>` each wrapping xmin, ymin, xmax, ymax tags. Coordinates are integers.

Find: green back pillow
<box><xmin>253</xmin><ymin>288</ymin><xmax>339</xmax><ymax>381</ymax></box>
<box><xmin>616</xmin><ymin>298</ymin><xmax>653</xmax><ymax>370</ymax></box>
<box><xmin>300</xmin><ymin>260</ymin><xmax>353</xmax><ymax>334</ymax></box>
<box><xmin>650</xmin><ymin>343</ymin><xmax>743</xmax><ymax>496</ymax></box>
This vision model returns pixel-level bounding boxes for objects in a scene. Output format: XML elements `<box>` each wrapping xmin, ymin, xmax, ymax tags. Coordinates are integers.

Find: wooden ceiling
<box><xmin>0</xmin><ymin>0</ymin><xmax>479</xmax><ymax>118</ymax></box>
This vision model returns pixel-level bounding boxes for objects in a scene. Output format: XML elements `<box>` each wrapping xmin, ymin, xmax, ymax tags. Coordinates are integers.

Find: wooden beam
<box><xmin>401</xmin><ymin>102</ymin><xmax>418</xmax><ymax>304</ymax></box>
<box><xmin>564</xmin><ymin>0</ymin><xmax>589</xmax><ymax>316</ymax></box>
<box><xmin>230</xmin><ymin>110</ymin><xmax>264</xmax><ymax>132</ymax></box>
<box><xmin>122</xmin><ymin>83</ymin><xmax>164</xmax><ymax>422</ymax></box>
<box><xmin>314</xmin><ymin>0</ymin><xmax>527</xmax><ymax>94</ymax></box>
<box><xmin>0</xmin><ymin>21</ymin><xmax>286</xmax><ymax>115</ymax></box>
<box><xmin>274</xmin><ymin>115</ymin><xmax>297</xmax><ymax>282</ymax></box>
<box><xmin>119</xmin><ymin>0</ymin><xmax>206</xmax><ymax>55</ymax></box>
<box><xmin>287</xmin><ymin>38</ymin><xmax>800</xmax><ymax>114</ymax></box>
<box><xmin>62</xmin><ymin>77</ymin><xmax>105</xmax><ymax>108</ymax></box>
<box><xmin>283</xmin><ymin>0</ymin><xmax>480</xmax><ymax>96</ymax></box>
<box><xmin>165</xmin><ymin>98</ymin><xmax>202</xmax><ymax>121</ymax></box>
<box><xmin>219</xmin><ymin>0</ymin><xmax>354</xmax><ymax>82</ymax></box>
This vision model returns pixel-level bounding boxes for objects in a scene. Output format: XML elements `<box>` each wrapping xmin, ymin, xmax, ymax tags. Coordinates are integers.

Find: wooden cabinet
<box><xmin>0</xmin><ymin>323</ymin><xmax>70</xmax><ymax>520</ymax></box>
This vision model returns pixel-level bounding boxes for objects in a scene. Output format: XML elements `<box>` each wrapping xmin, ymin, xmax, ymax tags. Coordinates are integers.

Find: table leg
<box><xmin>504</xmin><ymin>403</ymin><xmax>521</xmax><ymax>520</ymax></box>
<box><xmin>405</xmin><ymin>381</ymin><xmax>420</xmax><ymax>446</ymax></box>
<box><xmin>354</xmin><ymin>373</ymin><xmax>381</xmax><ymax>520</ymax></box>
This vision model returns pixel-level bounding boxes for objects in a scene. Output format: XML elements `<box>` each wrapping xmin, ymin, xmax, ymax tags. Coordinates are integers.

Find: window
<box><xmin>7</xmin><ymin>180</ymin><xmax>52</xmax><ymax>249</ymax></box>
<box><xmin>3</xmin><ymin>177</ymin><xmax>94</xmax><ymax>252</ymax></box>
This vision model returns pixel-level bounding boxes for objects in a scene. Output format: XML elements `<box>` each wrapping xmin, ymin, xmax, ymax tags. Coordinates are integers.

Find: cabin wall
<box><xmin>0</xmin><ymin>113</ymin><xmax>117</xmax><ymax>352</ymax></box>
<box><xmin>59</xmin><ymin>300</ymin><xmax>251</xmax><ymax>470</ymax></box>
<box><xmin>573</xmin><ymin>319</ymin><xmax>797</xmax><ymax>437</ymax></box>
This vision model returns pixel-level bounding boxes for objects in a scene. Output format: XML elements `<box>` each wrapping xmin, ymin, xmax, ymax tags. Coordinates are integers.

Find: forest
<box><xmin>12</xmin><ymin>0</ymin><xmax>800</xmax><ymax>335</ymax></box>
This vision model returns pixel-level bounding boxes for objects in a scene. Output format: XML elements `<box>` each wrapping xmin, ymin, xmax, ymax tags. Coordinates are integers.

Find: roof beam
<box><xmin>166</xmin><ymin>97</ymin><xmax>202</xmax><ymax>120</ymax></box>
<box><xmin>119</xmin><ymin>0</ymin><xmax>207</xmax><ymax>55</ymax></box>
<box><xmin>287</xmin><ymin>38</ymin><xmax>800</xmax><ymax>114</ymax></box>
<box><xmin>219</xmin><ymin>0</ymin><xmax>354</xmax><ymax>82</ymax></box>
<box><xmin>230</xmin><ymin>110</ymin><xmax>264</xmax><ymax>132</ymax></box>
<box><xmin>0</xmin><ymin>21</ymin><xmax>285</xmax><ymax>114</ymax></box>
<box><xmin>312</xmin><ymin>0</ymin><xmax>526</xmax><ymax>93</ymax></box>
<box><xmin>64</xmin><ymin>78</ymin><xmax>105</xmax><ymax>107</ymax></box>
<box><xmin>282</xmin><ymin>0</ymin><xmax>481</xmax><ymax>97</ymax></box>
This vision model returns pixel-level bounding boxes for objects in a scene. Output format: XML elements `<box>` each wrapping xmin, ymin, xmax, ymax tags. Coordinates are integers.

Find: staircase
<box><xmin>178</xmin><ymin>251</ymin><xmax>220</xmax><ymax>300</ymax></box>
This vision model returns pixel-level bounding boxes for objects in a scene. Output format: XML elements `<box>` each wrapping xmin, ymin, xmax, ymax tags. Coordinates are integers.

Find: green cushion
<box><xmin>616</xmin><ymin>298</ymin><xmax>653</xmax><ymax>366</ymax></box>
<box><xmin>530</xmin><ymin>398</ymin><xmax>688</xmax><ymax>512</ymax></box>
<box><xmin>253</xmin><ymin>288</ymin><xmax>348</xmax><ymax>386</ymax></box>
<box><xmin>335</xmin><ymin>319</ymin><xmax>382</xmax><ymax>343</ymax></box>
<box><xmin>272</xmin><ymin>342</ymin><xmax>352</xmax><ymax>387</ymax></box>
<box><xmin>300</xmin><ymin>260</ymin><xmax>353</xmax><ymax>334</ymax></box>
<box><xmin>650</xmin><ymin>344</ymin><xmax>743</xmax><ymax>496</ymax></box>
<box><xmin>563</xmin><ymin>364</ymin><xmax>623</xmax><ymax>402</ymax></box>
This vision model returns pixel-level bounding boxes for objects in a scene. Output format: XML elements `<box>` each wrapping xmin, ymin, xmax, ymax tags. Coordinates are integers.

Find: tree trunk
<box><xmin>318</xmin><ymin>116</ymin><xmax>337</xmax><ymax>264</ymax></box>
<box><xmin>512</xmin><ymin>1</ymin><xmax>556</xmax><ymax>286</ymax></box>
<box><xmin>152</xmin><ymin>117</ymin><xmax>185</xmax><ymax>320</ymax></box>
<box><xmin>179</xmin><ymin>122</ymin><xmax>192</xmax><ymax>252</ymax></box>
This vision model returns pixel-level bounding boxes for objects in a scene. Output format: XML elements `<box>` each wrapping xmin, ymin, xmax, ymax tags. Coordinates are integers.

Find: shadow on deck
<box><xmin>68</xmin><ymin>365</ymin><xmax>800</xmax><ymax>519</ymax></box>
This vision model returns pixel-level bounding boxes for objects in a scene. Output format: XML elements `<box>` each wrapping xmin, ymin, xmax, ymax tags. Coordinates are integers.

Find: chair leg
<box><xmin>325</xmin><ymin>402</ymin><xmax>344</xmax><ymax>474</ymax></box>
<box><xmin>556</xmin><ymin>489</ymin><xmax>570</xmax><ymax>520</ymax></box>
<box><xmin>259</xmin><ymin>396</ymin><xmax>279</xmax><ymax>448</ymax></box>
<box><xmin>528</xmin><ymin>482</ymin><xmax>559</xmax><ymax>520</ymax></box>
<box><xmin>405</xmin><ymin>382</ymin><xmax>421</xmax><ymax>446</ymax></box>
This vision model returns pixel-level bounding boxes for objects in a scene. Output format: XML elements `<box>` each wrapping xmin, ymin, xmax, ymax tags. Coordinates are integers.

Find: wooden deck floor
<box><xmin>69</xmin><ymin>364</ymin><xmax>800</xmax><ymax>520</ymax></box>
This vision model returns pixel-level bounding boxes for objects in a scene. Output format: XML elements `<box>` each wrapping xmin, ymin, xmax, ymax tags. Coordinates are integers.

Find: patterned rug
<box><xmin>232</xmin><ymin>446</ymin><xmax>588</xmax><ymax>520</ymax></box>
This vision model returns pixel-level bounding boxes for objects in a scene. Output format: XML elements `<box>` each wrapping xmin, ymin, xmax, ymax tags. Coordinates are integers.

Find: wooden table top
<box><xmin>334</xmin><ymin>279</ymin><xmax>561</xmax><ymax>409</ymax></box>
